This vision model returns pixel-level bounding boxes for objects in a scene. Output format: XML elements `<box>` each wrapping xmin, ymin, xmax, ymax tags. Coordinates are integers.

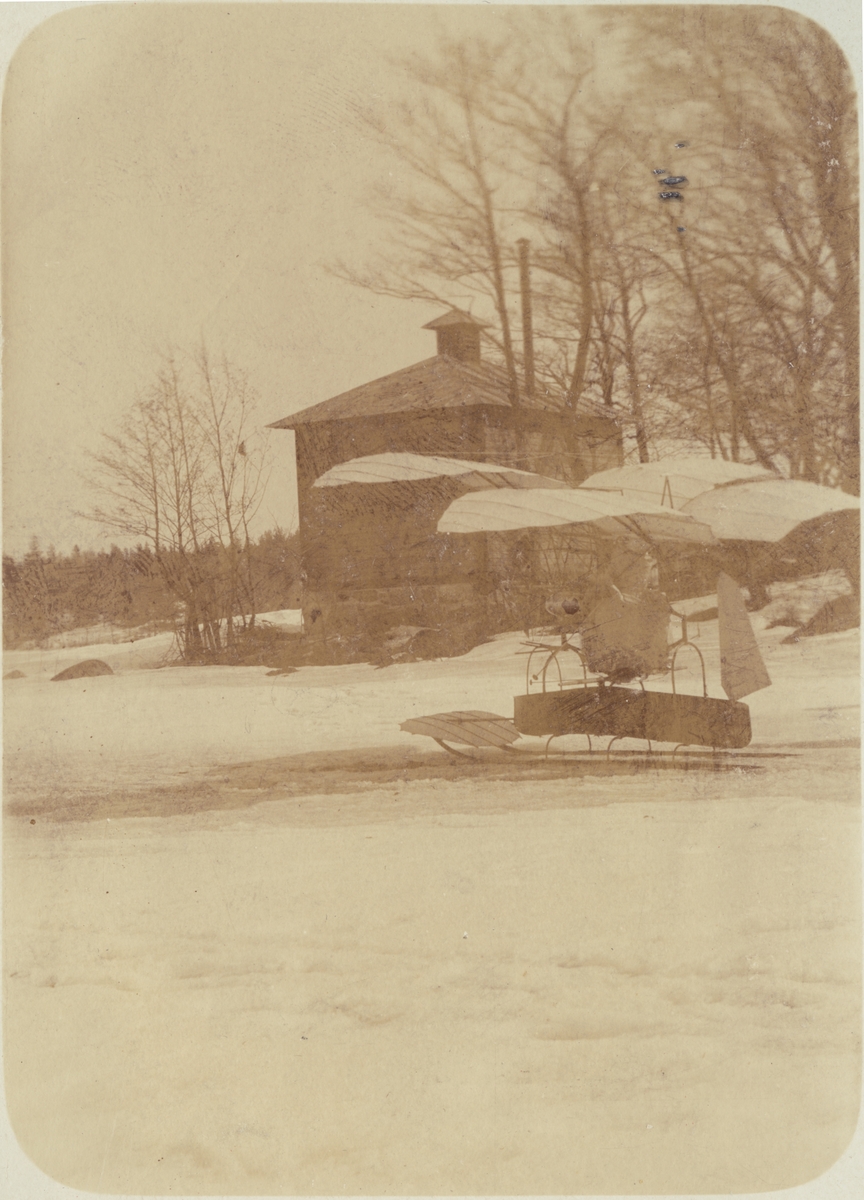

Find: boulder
<box><xmin>3</xmin><ymin>669</ymin><xmax>25</xmax><ymax>680</ymax></box>
<box><xmin>51</xmin><ymin>659</ymin><xmax>114</xmax><ymax>682</ymax></box>
<box><xmin>782</xmin><ymin>593</ymin><xmax>860</xmax><ymax>643</ymax></box>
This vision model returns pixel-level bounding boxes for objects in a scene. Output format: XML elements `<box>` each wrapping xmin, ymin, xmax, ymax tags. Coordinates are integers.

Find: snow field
<box><xmin>2</xmin><ymin>585</ymin><xmax>860</xmax><ymax>1195</ymax></box>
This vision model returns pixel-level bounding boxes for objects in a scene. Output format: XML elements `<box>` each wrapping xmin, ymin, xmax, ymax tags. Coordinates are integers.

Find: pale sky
<box><xmin>1</xmin><ymin>1</ymin><xmax>860</xmax><ymax>558</ymax></box>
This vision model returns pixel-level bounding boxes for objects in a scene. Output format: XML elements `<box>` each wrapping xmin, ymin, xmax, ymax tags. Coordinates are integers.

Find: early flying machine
<box><xmin>401</xmin><ymin>485</ymin><xmax>774</xmax><ymax>758</ymax></box>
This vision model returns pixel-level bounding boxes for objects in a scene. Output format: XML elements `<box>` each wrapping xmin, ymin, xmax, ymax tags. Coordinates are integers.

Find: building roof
<box><xmin>269</xmin><ymin>355</ymin><xmax>613</xmax><ymax>429</ymax></box>
<box><xmin>421</xmin><ymin>310</ymin><xmax>490</xmax><ymax>330</ymax></box>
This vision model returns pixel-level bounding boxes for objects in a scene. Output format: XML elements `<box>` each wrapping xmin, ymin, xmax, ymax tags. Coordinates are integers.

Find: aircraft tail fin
<box><xmin>717</xmin><ymin>572</ymin><xmax>772</xmax><ymax>701</ymax></box>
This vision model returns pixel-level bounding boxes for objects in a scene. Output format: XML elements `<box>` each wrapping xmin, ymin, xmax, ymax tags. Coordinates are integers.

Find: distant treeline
<box><xmin>2</xmin><ymin>528</ymin><xmax>302</xmax><ymax>649</ymax></box>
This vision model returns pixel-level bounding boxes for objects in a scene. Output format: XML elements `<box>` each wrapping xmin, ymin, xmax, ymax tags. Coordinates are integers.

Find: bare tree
<box><xmin>85</xmin><ymin>348</ymin><xmax>269</xmax><ymax>661</ymax></box>
<box><xmin>333</xmin><ymin>33</ymin><xmax>531</xmax><ymax>402</ymax></box>
<box><xmin>623</xmin><ymin>6</ymin><xmax>858</xmax><ymax>484</ymax></box>
<box><xmin>334</xmin><ymin>12</ymin><xmax>696</xmax><ymax>456</ymax></box>
<box><xmin>337</xmin><ymin>7</ymin><xmax>856</xmax><ymax>484</ymax></box>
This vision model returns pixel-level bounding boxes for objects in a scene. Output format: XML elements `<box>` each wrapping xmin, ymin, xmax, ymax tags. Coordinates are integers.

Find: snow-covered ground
<box><xmin>3</xmin><ymin>597</ymin><xmax>858</xmax><ymax>795</ymax></box>
<box><xmin>2</xmin><ymin>582</ymin><xmax>860</xmax><ymax>1195</ymax></box>
<box><xmin>4</xmin><ymin>607</ymin><xmax>303</xmax><ymax>672</ymax></box>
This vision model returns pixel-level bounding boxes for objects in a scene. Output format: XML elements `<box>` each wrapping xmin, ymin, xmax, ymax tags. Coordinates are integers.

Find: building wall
<box><xmin>293</xmin><ymin>408</ymin><xmax>483</xmax><ymax>518</ymax></box>
<box><xmin>290</xmin><ymin>403</ymin><xmax>621</xmax><ymax>652</ymax></box>
<box><xmin>293</xmin><ymin>405</ymin><xmax>621</xmax><ymax>524</ymax></box>
<box><xmin>302</xmin><ymin>477</ymin><xmax>487</xmax><ymax>593</ymax></box>
<box><xmin>479</xmin><ymin>408</ymin><xmax>621</xmax><ymax>484</ymax></box>
<box><xmin>299</xmin><ymin>473</ymin><xmax>493</xmax><ymax>654</ymax></box>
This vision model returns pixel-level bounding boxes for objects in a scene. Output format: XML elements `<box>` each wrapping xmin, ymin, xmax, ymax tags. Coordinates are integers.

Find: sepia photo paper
<box><xmin>1</xmin><ymin>2</ymin><xmax>861</xmax><ymax>1198</ymax></box>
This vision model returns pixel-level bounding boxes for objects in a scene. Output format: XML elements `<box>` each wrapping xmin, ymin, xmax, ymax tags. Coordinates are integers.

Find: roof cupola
<box><xmin>422</xmin><ymin>310</ymin><xmax>489</xmax><ymax>364</ymax></box>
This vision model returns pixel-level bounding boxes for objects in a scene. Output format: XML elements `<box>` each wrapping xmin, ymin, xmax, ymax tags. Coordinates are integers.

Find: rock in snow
<box><xmin>51</xmin><ymin>659</ymin><xmax>114</xmax><ymax>682</ymax></box>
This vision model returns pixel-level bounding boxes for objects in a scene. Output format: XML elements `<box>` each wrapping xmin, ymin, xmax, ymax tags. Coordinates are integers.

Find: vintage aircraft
<box><xmin>401</xmin><ymin>486</ymin><xmax>773</xmax><ymax>757</ymax></box>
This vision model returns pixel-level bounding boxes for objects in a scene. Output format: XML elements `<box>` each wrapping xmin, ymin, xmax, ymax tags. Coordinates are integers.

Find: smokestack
<box><xmin>518</xmin><ymin>239</ymin><xmax>535</xmax><ymax>399</ymax></box>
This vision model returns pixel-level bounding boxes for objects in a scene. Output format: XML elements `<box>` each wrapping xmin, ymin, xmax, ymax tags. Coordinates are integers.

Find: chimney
<box><xmin>517</xmin><ymin>239</ymin><xmax>535</xmax><ymax>399</ymax></box>
<box><xmin>422</xmin><ymin>310</ymin><xmax>489</xmax><ymax>364</ymax></box>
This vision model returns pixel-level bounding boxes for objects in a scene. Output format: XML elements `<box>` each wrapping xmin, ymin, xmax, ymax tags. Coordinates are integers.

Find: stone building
<box><xmin>269</xmin><ymin>311</ymin><xmax>622</xmax><ymax>656</ymax></box>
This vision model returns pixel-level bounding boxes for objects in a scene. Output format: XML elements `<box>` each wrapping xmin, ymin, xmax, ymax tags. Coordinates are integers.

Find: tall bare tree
<box><xmin>86</xmin><ymin>348</ymin><xmax>269</xmax><ymax>661</ymax></box>
<box><xmin>334</xmin><ymin>32</ymin><xmax>532</xmax><ymax>402</ymax></box>
<box><xmin>623</xmin><ymin>5</ymin><xmax>858</xmax><ymax>484</ymax></box>
<box><xmin>337</xmin><ymin>7</ymin><xmax>856</xmax><ymax>484</ymax></box>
